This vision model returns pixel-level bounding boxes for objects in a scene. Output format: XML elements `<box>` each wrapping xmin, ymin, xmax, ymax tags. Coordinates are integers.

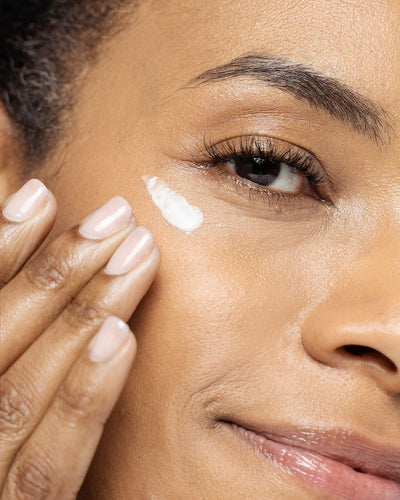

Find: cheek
<box><xmin>128</xmin><ymin>235</ymin><xmax>305</xmax><ymax>396</ymax></box>
<box><xmin>124</xmin><ymin>217</ymin><xmax>343</xmax><ymax>418</ymax></box>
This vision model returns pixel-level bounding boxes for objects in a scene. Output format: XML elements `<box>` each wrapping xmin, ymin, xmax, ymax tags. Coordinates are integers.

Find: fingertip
<box><xmin>0</xmin><ymin>181</ymin><xmax>58</xmax><ymax>285</ymax></box>
<box><xmin>39</xmin><ymin>188</ymin><xmax>58</xmax><ymax>224</ymax></box>
<box><xmin>88</xmin><ymin>316</ymin><xmax>133</xmax><ymax>363</ymax></box>
<box><xmin>2</xmin><ymin>179</ymin><xmax>53</xmax><ymax>223</ymax></box>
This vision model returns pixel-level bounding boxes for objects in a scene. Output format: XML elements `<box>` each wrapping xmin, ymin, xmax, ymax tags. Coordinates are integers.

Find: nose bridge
<box><xmin>348</xmin><ymin>214</ymin><xmax>400</xmax><ymax>300</ymax></box>
<box><xmin>301</xmin><ymin>226</ymin><xmax>400</xmax><ymax>395</ymax></box>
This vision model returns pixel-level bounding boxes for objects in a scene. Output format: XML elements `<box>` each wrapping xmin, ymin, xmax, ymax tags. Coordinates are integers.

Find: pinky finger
<box><xmin>2</xmin><ymin>317</ymin><xmax>136</xmax><ymax>500</ymax></box>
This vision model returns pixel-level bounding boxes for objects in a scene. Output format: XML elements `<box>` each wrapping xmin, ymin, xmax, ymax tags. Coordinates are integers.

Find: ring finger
<box><xmin>1</xmin><ymin>316</ymin><xmax>137</xmax><ymax>499</ymax></box>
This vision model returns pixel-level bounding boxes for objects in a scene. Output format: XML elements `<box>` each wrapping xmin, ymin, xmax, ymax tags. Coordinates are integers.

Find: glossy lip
<box><xmin>224</xmin><ymin>420</ymin><xmax>400</xmax><ymax>499</ymax></box>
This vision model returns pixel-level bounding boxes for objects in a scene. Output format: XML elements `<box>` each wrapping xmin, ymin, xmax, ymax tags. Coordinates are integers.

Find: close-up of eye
<box><xmin>196</xmin><ymin>135</ymin><xmax>331</xmax><ymax>207</ymax></box>
<box><xmin>225</xmin><ymin>157</ymin><xmax>310</xmax><ymax>193</ymax></box>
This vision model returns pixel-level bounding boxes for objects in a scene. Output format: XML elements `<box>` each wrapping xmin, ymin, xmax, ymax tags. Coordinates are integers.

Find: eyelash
<box><xmin>196</xmin><ymin>135</ymin><xmax>330</xmax><ymax>207</ymax></box>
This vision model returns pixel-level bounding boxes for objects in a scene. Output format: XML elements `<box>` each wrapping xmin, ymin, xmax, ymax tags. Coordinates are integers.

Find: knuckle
<box><xmin>0</xmin><ymin>377</ymin><xmax>31</xmax><ymax>435</ymax></box>
<box><xmin>24</xmin><ymin>246</ymin><xmax>71</xmax><ymax>293</ymax></box>
<box><xmin>62</xmin><ymin>296</ymin><xmax>103</xmax><ymax>329</ymax></box>
<box><xmin>56</xmin><ymin>378</ymin><xmax>100</xmax><ymax>423</ymax></box>
<box><xmin>9</xmin><ymin>450</ymin><xmax>54</xmax><ymax>499</ymax></box>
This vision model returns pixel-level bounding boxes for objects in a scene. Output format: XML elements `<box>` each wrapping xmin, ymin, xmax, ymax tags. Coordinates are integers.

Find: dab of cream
<box><xmin>142</xmin><ymin>176</ymin><xmax>204</xmax><ymax>233</ymax></box>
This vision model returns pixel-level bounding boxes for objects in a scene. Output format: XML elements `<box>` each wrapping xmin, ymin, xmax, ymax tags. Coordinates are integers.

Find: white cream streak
<box><xmin>142</xmin><ymin>176</ymin><xmax>204</xmax><ymax>233</ymax></box>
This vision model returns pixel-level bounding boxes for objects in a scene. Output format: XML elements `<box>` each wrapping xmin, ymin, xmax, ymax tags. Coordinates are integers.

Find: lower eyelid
<box><xmin>202</xmin><ymin>163</ymin><xmax>324</xmax><ymax>212</ymax></box>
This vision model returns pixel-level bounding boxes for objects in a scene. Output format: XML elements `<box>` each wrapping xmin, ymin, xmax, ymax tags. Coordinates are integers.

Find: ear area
<box><xmin>0</xmin><ymin>102</ymin><xmax>25</xmax><ymax>202</ymax></box>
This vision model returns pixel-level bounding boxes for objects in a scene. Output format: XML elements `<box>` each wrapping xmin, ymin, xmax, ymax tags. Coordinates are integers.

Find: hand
<box><xmin>0</xmin><ymin>179</ymin><xmax>160</xmax><ymax>499</ymax></box>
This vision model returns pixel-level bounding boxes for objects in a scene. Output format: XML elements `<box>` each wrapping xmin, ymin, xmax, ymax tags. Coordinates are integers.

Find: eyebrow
<box><xmin>187</xmin><ymin>54</ymin><xmax>392</xmax><ymax>144</ymax></box>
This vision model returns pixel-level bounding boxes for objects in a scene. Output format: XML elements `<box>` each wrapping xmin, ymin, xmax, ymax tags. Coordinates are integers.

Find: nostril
<box><xmin>339</xmin><ymin>345</ymin><xmax>398</xmax><ymax>373</ymax></box>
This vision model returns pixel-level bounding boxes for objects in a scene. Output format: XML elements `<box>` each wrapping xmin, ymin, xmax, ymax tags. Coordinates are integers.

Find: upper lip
<box><xmin>228</xmin><ymin>420</ymin><xmax>400</xmax><ymax>483</ymax></box>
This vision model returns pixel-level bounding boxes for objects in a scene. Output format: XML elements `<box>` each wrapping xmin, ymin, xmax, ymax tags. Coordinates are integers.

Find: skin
<box><xmin>0</xmin><ymin>0</ymin><xmax>400</xmax><ymax>498</ymax></box>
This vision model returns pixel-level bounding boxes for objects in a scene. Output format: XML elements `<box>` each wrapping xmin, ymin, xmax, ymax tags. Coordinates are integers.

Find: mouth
<box><xmin>223</xmin><ymin>420</ymin><xmax>400</xmax><ymax>500</ymax></box>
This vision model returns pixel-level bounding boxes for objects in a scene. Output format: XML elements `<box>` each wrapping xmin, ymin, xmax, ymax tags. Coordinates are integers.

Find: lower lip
<box><xmin>231</xmin><ymin>424</ymin><xmax>400</xmax><ymax>500</ymax></box>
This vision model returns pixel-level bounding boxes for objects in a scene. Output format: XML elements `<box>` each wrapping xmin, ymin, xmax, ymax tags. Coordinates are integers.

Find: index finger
<box><xmin>0</xmin><ymin>179</ymin><xmax>57</xmax><ymax>287</ymax></box>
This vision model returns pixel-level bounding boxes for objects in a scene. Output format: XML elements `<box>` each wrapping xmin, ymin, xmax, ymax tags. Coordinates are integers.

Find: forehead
<box><xmin>141</xmin><ymin>0</ymin><xmax>399</xmax><ymax>117</ymax></box>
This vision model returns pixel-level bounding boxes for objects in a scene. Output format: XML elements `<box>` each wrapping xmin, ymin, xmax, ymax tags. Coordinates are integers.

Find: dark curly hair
<box><xmin>0</xmin><ymin>0</ymin><xmax>136</xmax><ymax>166</ymax></box>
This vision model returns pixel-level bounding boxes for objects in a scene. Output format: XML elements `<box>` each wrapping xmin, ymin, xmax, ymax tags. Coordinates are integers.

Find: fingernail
<box><xmin>89</xmin><ymin>316</ymin><xmax>130</xmax><ymax>363</ymax></box>
<box><xmin>104</xmin><ymin>226</ymin><xmax>154</xmax><ymax>276</ymax></box>
<box><xmin>79</xmin><ymin>196</ymin><xmax>133</xmax><ymax>240</ymax></box>
<box><xmin>2</xmin><ymin>179</ymin><xmax>49</xmax><ymax>222</ymax></box>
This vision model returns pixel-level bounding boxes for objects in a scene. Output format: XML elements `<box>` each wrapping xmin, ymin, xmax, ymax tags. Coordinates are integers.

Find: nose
<box><xmin>301</xmin><ymin>241</ymin><xmax>400</xmax><ymax>395</ymax></box>
<box><xmin>301</xmin><ymin>300</ymin><xmax>400</xmax><ymax>394</ymax></box>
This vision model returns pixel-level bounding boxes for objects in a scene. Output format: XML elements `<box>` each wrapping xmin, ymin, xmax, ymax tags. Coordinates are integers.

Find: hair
<box><xmin>0</xmin><ymin>0</ymin><xmax>136</xmax><ymax>167</ymax></box>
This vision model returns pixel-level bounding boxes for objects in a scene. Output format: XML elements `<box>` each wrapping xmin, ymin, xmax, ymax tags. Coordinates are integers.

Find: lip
<box><xmin>225</xmin><ymin>421</ymin><xmax>400</xmax><ymax>500</ymax></box>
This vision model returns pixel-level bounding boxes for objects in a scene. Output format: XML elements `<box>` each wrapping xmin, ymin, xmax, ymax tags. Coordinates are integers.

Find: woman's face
<box><xmin>30</xmin><ymin>0</ymin><xmax>400</xmax><ymax>497</ymax></box>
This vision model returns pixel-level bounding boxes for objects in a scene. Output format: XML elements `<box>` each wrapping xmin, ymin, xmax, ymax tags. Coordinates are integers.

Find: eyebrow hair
<box><xmin>187</xmin><ymin>54</ymin><xmax>392</xmax><ymax>144</ymax></box>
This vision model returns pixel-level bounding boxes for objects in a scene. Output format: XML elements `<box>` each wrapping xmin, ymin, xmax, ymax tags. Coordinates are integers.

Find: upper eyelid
<box><xmin>202</xmin><ymin>134</ymin><xmax>318</xmax><ymax>163</ymax></box>
<box><xmin>200</xmin><ymin>134</ymin><xmax>332</xmax><ymax>185</ymax></box>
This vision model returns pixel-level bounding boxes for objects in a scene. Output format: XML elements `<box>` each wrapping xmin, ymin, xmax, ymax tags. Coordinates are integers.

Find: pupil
<box><xmin>235</xmin><ymin>157</ymin><xmax>281</xmax><ymax>186</ymax></box>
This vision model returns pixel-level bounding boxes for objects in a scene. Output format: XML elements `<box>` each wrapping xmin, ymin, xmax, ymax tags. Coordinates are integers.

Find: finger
<box><xmin>0</xmin><ymin>229</ymin><xmax>160</xmax><ymax>482</ymax></box>
<box><xmin>0</xmin><ymin>179</ymin><xmax>57</xmax><ymax>287</ymax></box>
<box><xmin>1</xmin><ymin>317</ymin><xmax>136</xmax><ymax>499</ymax></box>
<box><xmin>0</xmin><ymin>196</ymin><xmax>136</xmax><ymax>372</ymax></box>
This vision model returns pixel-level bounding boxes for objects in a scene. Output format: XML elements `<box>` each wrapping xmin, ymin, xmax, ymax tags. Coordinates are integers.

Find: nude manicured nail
<box><xmin>79</xmin><ymin>196</ymin><xmax>133</xmax><ymax>240</ymax></box>
<box><xmin>2</xmin><ymin>179</ymin><xmax>49</xmax><ymax>222</ymax></box>
<box><xmin>89</xmin><ymin>316</ymin><xmax>130</xmax><ymax>363</ymax></box>
<box><xmin>104</xmin><ymin>226</ymin><xmax>154</xmax><ymax>275</ymax></box>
